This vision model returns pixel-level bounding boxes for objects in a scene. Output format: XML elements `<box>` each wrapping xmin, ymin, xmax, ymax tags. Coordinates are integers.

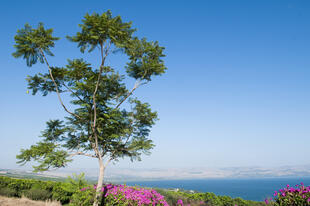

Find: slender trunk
<box><xmin>93</xmin><ymin>159</ymin><xmax>105</xmax><ymax>206</ymax></box>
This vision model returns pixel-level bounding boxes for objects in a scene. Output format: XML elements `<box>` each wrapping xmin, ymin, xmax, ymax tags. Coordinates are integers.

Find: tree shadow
<box><xmin>99</xmin><ymin>185</ymin><xmax>108</xmax><ymax>206</ymax></box>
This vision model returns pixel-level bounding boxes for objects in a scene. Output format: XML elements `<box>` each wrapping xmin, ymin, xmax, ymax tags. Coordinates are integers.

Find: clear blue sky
<box><xmin>1</xmin><ymin>0</ymin><xmax>310</xmax><ymax>171</ymax></box>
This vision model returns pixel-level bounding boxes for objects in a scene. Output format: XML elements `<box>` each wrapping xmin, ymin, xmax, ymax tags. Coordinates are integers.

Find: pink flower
<box><xmin>177</xmin><ymin>199</ymin><xmax>183</xmax><ymax>206</ymax></box>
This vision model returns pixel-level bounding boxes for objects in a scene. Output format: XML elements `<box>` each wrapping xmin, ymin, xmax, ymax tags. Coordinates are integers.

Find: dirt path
<box><xmin>0</xmin><ymin>196</ymin><xmax>61</xmax><ymax>206</ymax></box>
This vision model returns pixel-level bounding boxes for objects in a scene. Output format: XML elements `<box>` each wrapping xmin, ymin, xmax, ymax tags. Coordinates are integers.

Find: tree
<box><xmin>13</xmin><ymin>11</ymin><xmax>166</xmax><ymax>206</ymax></box>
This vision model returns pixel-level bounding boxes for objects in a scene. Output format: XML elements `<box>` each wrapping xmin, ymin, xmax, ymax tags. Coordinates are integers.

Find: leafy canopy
<box><xmin>14</xmin><ymin>11</ymin><xmax>166</xmax><ymax>172</ymax></box>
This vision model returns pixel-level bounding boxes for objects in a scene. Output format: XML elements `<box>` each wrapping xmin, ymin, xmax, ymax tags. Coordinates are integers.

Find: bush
<box><xmin>155</xmin><ymin>189</ymin><xmax>187</xmax><ymax>205</ymax></box>
<box><xmin>23</xmin><ymin>188</ymin><xmax>52</xmax><ymax>201</ymax></box>
<box><xmin>73</xmin><ymin>184</ymin><xmax>169</xmax><ymax>206</ymax></box>
<box><xmin>154</xmin><ymin>189</ymin><xmax>267</xmax><ymax>206</ymax></box>
<box><xmin>266</xmin><ymin>183</ymin><xmax>310</xmax><ymax>206</ymax></box>
<box><xmin>0</xmin><ymin>187</ymin><xmax>18</xmax><ymax>197</ymax></box>
<box><xmin>219</xmin><ymin>195</ymin><xmax>234</xmax><ymax>205</ymax></box>
<box><xmin>70</xmin><ymin>188</ymin><xmax>95</xmax><ymax>206</ymax></box>
<box><xmin>0</xmin><ymin>175</ymin><xmax>74</xmax><ymax>204</ymax></box>
<box><xmin>52</xmin><ymin>183</ymin><xmax>73</xmax><ymax>204</ymax></box>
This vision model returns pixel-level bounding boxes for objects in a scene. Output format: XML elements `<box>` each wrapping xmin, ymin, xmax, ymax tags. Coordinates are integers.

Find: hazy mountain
<box><xmin>2</xmin><ymin>165</ymin><xmax>310</xmax><ymax>182</ymax></box>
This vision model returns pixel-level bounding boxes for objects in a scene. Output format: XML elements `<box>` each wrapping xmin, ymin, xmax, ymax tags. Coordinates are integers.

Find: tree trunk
<box><xmin>93</xmin><ymin>159</ymin><xmax>105</xmax><ymax>206</ymax></box>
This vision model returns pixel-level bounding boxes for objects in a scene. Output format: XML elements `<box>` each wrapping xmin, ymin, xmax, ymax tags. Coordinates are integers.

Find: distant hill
<box><xmin>2</xmin><ymin>164</ymin><xmax>310</xmax><ymax>182</ymax></box>
<box><xmin>0</xmin><ymin>169</ymin><xmax>66</xmax><ymax>182</ymax></box>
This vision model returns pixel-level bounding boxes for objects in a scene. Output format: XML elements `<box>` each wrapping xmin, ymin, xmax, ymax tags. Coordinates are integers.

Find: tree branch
<box><xmin>115</xmin><ymin>80</ymin><xmax>138</xmax><ymax>109</ymax></box>
<box><xmin>91</xmin><ymin>41</ymin><xmax>111</xmax><ymax>158</ymax></box>
<box><xmin>69</xmin><ymin>151</ymin><xmax>97</xmax><ymax>158</ymax></box>
<box><xmin>102</xmin><ymin>133</ymin><xmax>132</xmax><ymax>168</ymax></box>
<box><xmin>115</xmin><ymin>70</ymin><xmax>149</xmax><ymax>109</ymax></box>
<box><xmin>93</xmin><ymin>41</ymin><xmax>111</xmax><ymax>129</ymax></box>
<box><xmin>40</xmin><ymin>49</ymin><xmax>81</xmax><ymax>119</ymax></box>
<box><xmin>62</xmin><ymin>83</ymin><xmax>88</xmax><ymax>104</ymax></box>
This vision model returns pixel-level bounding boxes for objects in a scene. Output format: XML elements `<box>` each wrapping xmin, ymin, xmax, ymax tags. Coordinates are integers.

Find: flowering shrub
<box><xmin>265</xmin><ymin>183</ymin><xmax>310</xmax><ymax>206</ymax></box>
<box><xmin>73</xmin><ymin>184</ymin><xmax>170</xmax><ymax>206</ymax></box>
<box><xmin>177</xmin><ymin>199</ymin><xmax>183</xmax><ymax>205</ymax></box>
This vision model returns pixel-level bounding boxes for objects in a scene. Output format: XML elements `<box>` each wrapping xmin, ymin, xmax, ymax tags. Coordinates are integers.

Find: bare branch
<box><xmin>91</xmin><ymin>41</ymin><xmax>111</xmax><ymax>158</ymax></box>
<box><xmin>115</xmin><ymin>80</ymin><xmax>140</xmax><ymax>109</ymax></box>
<box><xmin>104</xmin><ymin>157</ymin><xmax>112</xmax><ymax>168</ymax></box>
<box><xmin>40</xmin><ymin>49</ymin><xmax>81</xmax><ymax>119</ymax></box>
<box><xmin>69</xmin><ymin>151</ymin><xmax>97</xmax><ymax>158</ymax></box>
<box><xmin>93</xmin><ymin>41</ymin><xmax>111</xmax><ymax>128</ymax></box>
<box><xmin>62</xmin><ymin>83</ymin><xmax>87</xmax><ymax>104</ymax></box>
<box><xmin>115</xmin><ymin>70</ymin><xmax>149</xmax><ymax>109</ymax></box>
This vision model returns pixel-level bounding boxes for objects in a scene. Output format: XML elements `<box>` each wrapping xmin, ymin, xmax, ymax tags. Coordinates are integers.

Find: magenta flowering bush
<box><xmin>177</xmin><ymin>199</ymin><xmax>183</xmax><ymax>205</ymax></box>
<box><xmin>72</xmin><ymin>184</ymin><xmax>170</xmax><ymax>206</ymax></box>
<box><xmin>103</xmin><ymin>184</ymin><xmax>169</xmax><ymax>206</ymax></box>
<box><xmin>265</xmin><ymin>183</ymin><xmax>310</xmax><ymax>206</ymax></box>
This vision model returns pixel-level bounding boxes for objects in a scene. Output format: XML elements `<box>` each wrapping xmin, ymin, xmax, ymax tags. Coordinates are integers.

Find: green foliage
<box><xmin>0</xmin><ymin>176</ymin><xmax>269</xmax><ymax>206</ymax></box>
<box><xmin>155</xmin><ymin>189</ymin><xmax>266</xmax><ymax>206</ymax></box>
<box><xmin>125</xmin><ymin>37</ymin><xmax>166</xmax><ymax>81</ymax></box>
<box><xmin>13</xmin><ymin>10</ymin><xmax>166</xmax><ymax>175</ymax></box>
<box><xmin>67</xmin><ymin>11</ymin><xmax>135</xmax><ymax>53</ymax></box>
<box><xmin>61</xmin><ymin>173</ymin><xmax>89</xmax><ymax>193</ymax></box>
<box><xmin>51</xmin><ymin>183</ymin><xmax>73</xmax><ymax>204</ymax></box>
<box><xmin>0</xmin><ymin>187</ymin><xmax>18</xmax><ymax>197</ymax></box>
<box><xmin>218</xmin><ymin>195</ymin><xmax>234</xmax><ymax>205</ymax></box>
<box><xmin>16</xmin><ymin>141</ymin><xmax>71</xmax><ymax>172</ymax></box>
<box><xmin>12</xmin><ymin>23</ymin><xmax>59</xmax><ymax>67</ymax></box>
<box><xmin>23</xmin><ymin>188</ymin><xmax>52</xmax><ymax>201</ymax></box>
<box><xmin>203</xmin><ymin>192</ymin><xmax>223</xmax><ymax>205</ymax></box>
<box><xmin>69</xmin><ymin>188</ymin><xmax>95</xmax><ymax>206</ymax></box>
<box><xmin>0</xmin><ymin>176</ymin><xmax>71</xmax><ymax>204</ymax></box>
<box><xmin>155</xmin><ymin>188</ymin><xmax>185</xmax><ymax>205</ymax></box>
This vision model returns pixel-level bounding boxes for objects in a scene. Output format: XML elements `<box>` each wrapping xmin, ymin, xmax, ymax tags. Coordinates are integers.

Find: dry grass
<box><xmin>0</xmin><ymin>196</ymin><xmax>61</xmax><ymax>206</ymax></box>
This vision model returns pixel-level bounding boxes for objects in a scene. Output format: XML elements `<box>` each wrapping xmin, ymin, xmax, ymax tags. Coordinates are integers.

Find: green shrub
<box><xmin>219</xmin><ymin>195</ymin><xmax>234</xmax><ymax>206</ymax></box>
<box><xmin>155</xmin><ymin>189</ymin><xmax>266</xmax><ymax>206</ymax></box>
<box><xmin>52</xmin><ymin>183</ymin><xmax>73</xmax><ymax>204</ymax></box>
<box><xmin>155</xmin><ymin>189</ymin><xmax>189</xmax><ymax>205</ymax></box>
<box><xmin>0</xmin><ymin>176</ymin><xmax>73</xmax><ymax>204</ymax></box>
<box><xmin>69</xmin><ymin>188</ymin><xmax>95</xmax><ymax>206</ymax></box>
<box><xmin>233</xmin><ymin>197</ymin><xmax>248</xmax><ymax>206</ymax></box>
<box><xmin>53</xmin><ymin>173</ymin><xmax>88</xmax><ymax>205</ymax></box>
<box><xmin>23</xmin><ymin>188</ymin><xmax>52</xmax><ymax>201</ymax></box>
<box><xmin>0</xmin><ymin>187</ymin><xmax>18</xmax><ymax>197</ymax></box>
<box><xmin>203</xmin><ymin>192</ymin><xmax>224</xmax><ymax>206</ymax></box>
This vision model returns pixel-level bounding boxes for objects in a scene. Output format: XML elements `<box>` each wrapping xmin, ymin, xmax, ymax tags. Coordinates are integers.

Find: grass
<box><xmin>0</xmin><ymin>196</ymin><xmax>61</xmax><ymax>206</ymax></box>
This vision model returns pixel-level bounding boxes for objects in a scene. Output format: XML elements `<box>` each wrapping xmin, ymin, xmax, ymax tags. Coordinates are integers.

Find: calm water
<box><xmin>126</xmin><ymin>177</ymin><xmax>310</xmax><ymax>201</ymax></box>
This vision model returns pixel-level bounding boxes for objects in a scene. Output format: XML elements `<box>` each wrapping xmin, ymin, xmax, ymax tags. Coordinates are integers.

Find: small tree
<box><xmin>13</xmin><ymin>11</ymin><xmax>166</xmax><ymax>206</ymax></box>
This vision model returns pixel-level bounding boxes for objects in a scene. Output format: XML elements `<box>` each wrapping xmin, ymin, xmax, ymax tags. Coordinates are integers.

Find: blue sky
<box><xmin>1</xmin><ymin>0</ymin><xmax>310</xmax><ymax>171</ymax></box>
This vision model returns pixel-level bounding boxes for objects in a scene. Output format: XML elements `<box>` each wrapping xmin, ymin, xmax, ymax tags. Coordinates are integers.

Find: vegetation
<box><xmin>0</xmin><ymin>175</ymin><xmax>271</xmax><ymax>206</ymax></box>
<box><xmin>0</xmin><ymin>176</ymin><xmax>72</xmax><ymax>204</ymax></box>
<box><xmin>155</xmin><ymin>188</ymin><xmax>266</xmax><ymax>206</ymax></box>
<box><xmin>3</xmin><ymin>175</ymin><xmax>309</xmax><ymax>206</ymax></box>
<box><xmin>0</xmin><ymin>172</ymin><xmax>67</xmax><ymax>182</ymax></box>
<box><xmin>73</xmin><ymin>184</ymin><xmax>169</xmax><ymax>206</ymax></box>
<box><xmin>12</xmin><ymin>10</ymin><xmax>166</xmax><ymax>206</ymax></box>
<box><xmin>264</xmin><ymin>183</ymin><xmax>310</xmax><ymax>206</ymax></box>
